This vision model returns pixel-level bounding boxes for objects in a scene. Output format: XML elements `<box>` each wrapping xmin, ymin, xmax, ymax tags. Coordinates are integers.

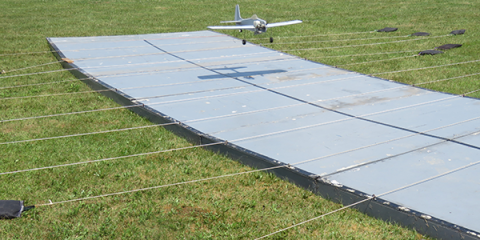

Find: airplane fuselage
<box><xmin>237</xmin><ymin>16</ymin><xmax>267</xmax><ymax>34</ymax></box>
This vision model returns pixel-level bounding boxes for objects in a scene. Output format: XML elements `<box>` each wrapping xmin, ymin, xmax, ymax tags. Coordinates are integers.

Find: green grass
<box><xmin>1</xmin><ymin>0</ymin><xmax>479</xmax><ymax>239</ymax></box>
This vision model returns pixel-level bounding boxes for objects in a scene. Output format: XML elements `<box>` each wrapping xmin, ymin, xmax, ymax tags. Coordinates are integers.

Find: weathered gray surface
<box><xmin>48</xmin><ymin>30</ymin><xmax>480</xmax><ymax>238</ymax></box>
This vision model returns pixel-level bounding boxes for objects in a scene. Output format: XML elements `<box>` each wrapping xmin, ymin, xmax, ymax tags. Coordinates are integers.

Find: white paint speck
<box><xmin>398</xmin><ymin>206</ymin><xmax>410</xmax><ymax>212</ymax></box>
<box><xmin>420</xmin><ymin>214</ymin><xmax>432</xmax><ymax>220</ymax></box>
<box><xmin>206</xmin><ymin>102</ymin><xmax>210</xmax><ymax>104</ymax></box>
<box><xmin>330</xmin><ymin>180</ymin><xmax>343</xmax><ymax>187</ymax></box>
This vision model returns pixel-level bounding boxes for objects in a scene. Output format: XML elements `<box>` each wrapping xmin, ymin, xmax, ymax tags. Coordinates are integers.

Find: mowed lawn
<box><xmin>1</xmin><ymin>0</ymin><xmax>479</xmax><ymax>239</ymax></box>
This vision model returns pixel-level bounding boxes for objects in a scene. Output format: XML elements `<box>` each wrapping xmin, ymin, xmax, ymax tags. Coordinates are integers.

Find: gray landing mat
<box><xmin>48</xmin><ymin>30</ymin><xmax>480</xmax><ymax>240</ymax></box>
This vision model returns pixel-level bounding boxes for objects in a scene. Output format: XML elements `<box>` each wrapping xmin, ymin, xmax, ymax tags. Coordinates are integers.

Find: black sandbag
<box><xmin>418</xmin><ymin>50</ymin><xmax>443</xmax><ymax>55</ymax></box>
<box><xmin>436</xmin><ymin>44</ymin><xmax>462</xmax><ymax>50</ymax></box>
<box><xmin>411</xmin><ymin>32</ymin><xmax>430</xmax><ymax>36</ymax></box>
<box><xmin>377</xmin><ymin>27</ymin><xmax>398</xmax><ymax>32</ymax></box>
<box><xmin>0</xmin><ymin>200</ymin><xmax>34</xmax><ymax>219</ymax></box>
<box><xmin>450</xmin><ymin>29</ymin><xmax>465</xmax><ymax>35</ymax></box>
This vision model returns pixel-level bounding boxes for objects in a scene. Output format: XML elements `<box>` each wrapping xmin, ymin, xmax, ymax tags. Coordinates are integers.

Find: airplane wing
<box><xmin>266</xmin><ymin>20</ymin><xmax>302</xmax><ymax>28</ymax></box>
<box><xmin>207</xmin><ymin>25</ymin><xmax>256</xmax><ymax>30</ymax></box>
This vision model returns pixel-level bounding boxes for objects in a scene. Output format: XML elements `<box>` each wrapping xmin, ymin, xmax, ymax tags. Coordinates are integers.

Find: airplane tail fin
<box><xmin>234</xmin><ymin>4</ymin><xmax>242</xmax><ymax>21</ymax></box>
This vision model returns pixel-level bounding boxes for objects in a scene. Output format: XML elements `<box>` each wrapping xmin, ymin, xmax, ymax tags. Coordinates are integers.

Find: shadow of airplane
<box><xmin>199</xmin><ymin>66</ymin><xmax>287</xmax><ymax>80</ymax></box>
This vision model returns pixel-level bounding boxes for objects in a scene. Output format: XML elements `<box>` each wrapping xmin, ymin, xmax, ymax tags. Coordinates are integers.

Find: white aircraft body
<box><xmin>207</xmin><ymin>5</ymin><xmax>302</xmax><ymax>45</ymax></box>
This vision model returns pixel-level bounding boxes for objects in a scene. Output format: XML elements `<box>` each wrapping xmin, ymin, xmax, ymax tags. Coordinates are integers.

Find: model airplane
<box><xmin>207</xmin><ymin>5</ymin><xmax>302</xmax><ymax>45</ymax></box>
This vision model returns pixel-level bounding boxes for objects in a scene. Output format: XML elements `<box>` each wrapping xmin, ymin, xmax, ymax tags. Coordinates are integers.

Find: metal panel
<box><xmin>48</xmin><ymin>30</ymin><xmax>480</xmax><ymax>240</ymax></box>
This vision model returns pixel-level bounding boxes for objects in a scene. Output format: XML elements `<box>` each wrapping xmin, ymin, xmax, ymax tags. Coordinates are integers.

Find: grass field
<box><xmin>1</xmin><ymin>0</ymin><xmax>479</xmax><ymax>239</ymax></box>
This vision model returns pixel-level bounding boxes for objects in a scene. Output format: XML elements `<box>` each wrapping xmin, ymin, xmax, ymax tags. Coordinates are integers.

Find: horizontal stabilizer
<box><xmin>220</xmin><ymin>20</ymin><xmax>242</xmax><ymax>23</ymax></box>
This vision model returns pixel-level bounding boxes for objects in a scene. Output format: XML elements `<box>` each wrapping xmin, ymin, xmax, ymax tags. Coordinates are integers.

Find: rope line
<box><xmin>0</xmin><ymin>122</ymin><xmax>178</xmax><ymax>145</ymax></box>
<box><xmin>281</xmin><ymin>35</ymin><xmax>448</xmax><ymax>52</ymax></box>
<box><xmin>35</xmin><ymin>163</ymin><xmax>283</xmax><ymax>207</ymax></box>
<box><xmin>3</xmin><ymin>86</ymin><xmax>479</xmax><ymax>175</ymax></box>
<box><xmin>0</xmin><ymin>52</ymin><xmax>291</xmax><ymax>81</ymax></box>
<box><xmin>31</xmin><ymin>129</ymin><xmax>480</xmax><ymax>221</ymax></box>
<box><xmin>248</xmin><ymin>31</ymin><xmax>375</xmax><ymax>40</ymax></box>
<box><xmin>0</xmin><ymin>104</ymin><xmax>141</xmax><ymax>123</ymax></box>
<box><xmin>254</xmin><ymin>197</ymin><xmax>373</xmax><ymax>239</ymax></box>
<box><xmin>272</xmin><ymin>35</ymin><xmax>410</xmax><ymax>45</ymax></box>
<box><xmin>73</xmin><ymin>48</ymin><xmax>270</xmax><ymax>61</ymax></box>
<box><xmin>0</xmin><ymin>68</ymin><xmax>74</xmax><ymax>80</ymax></box>
<box><xmin>0</xmin><ymin>65</ymin><xmax>328</xmax><ymax>101</ymax></box>
<box><xmin>0</xmin><ymin>77</ymin><xmax>91</xmax><ymax>90</ymax></box>
<box><xmin>0</xmin><ymin>50</ymin><xmax>57</xmax><ymax>57</ymax></box>
<box><xmin>255</xmin><ymin>157</ymin><xmax>480</xmax><ymax>239</ymax></box>
<box><xmin>2</xmin><ymin>61</ymin><xmax>64</xmax><ymax>74</ymax></box>
<box><xmin>311</xmin><ymin>50</ymin><xmax>423</xmax><ymax>59</ymax></box>
<box><xmin>374</xmin><ymin>59</ymin><xmax>480</xmax><ymax>75</ymax></box>
<box><xmin>0</xmin><ymin>35</ymin><xmax>229</xmax><ymax>57</ymax></box>
<box><xmin>1</xmin><ymin>142</ymin><xmax>225</xmax><ymax>176</ymax></box>
<box><xmin>2</xmin><ymin>69</ymin><xmax>478</xmax><ymax>123</ymax></box>
<box><xmin>300</xmin><ymin>122</ymin><xmax>480</xmax><ymax>175</ymax></box>
<box><xmin>338</xmin><ymin>55</ymin><xmax>417</xmax><ymax>67</ymax></box>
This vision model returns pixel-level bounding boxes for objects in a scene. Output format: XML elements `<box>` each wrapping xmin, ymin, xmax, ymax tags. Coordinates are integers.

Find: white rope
<box><xmin>0</xmin><ymin>50</ymin><xmax>57</xmax><ymax>57</ymax></box>
<box><xmin>338</xmin><ymin>55</ymin><xmax>417</xmax><ymax>67</ymax></box>
<box><xmin>248</xmin><ymin>31</ymin><xmax>375</xmax><ymax>40</ymax></box>
<box><xmin>0</xmin><ymin>78</ymin><xmax>90</xmax><ymax>90</ymax></box>
<box><xmin>0</xmin><ymin>104</ymin><xmax>141</xmax><ymax>123</ymax></box>
<box><xmin>134</xmin><ymin>75</ymin><xmax>362</xmax><ymax>104</ymax></box>
<box><xmin>2</xmin><ymin>61</ymin><xmax>64</xmax><ymax>74</ymax></box>
<box><xmin>0</xmin><ymin>65</ymin><xmax>326</xmax><ymax>101</ymax></box>
<box><xmin>281</xmin><ymin>35</ymin><xmax>448</xmax><ymax>52</ymax></box>
<box><xmin>296</xmin><ymin>120</ymin><xmax>480</xmax><ymax>172</ymax></box>
<box><xmin>28</xmin><ymin>126</ymin><xmax>480</xmax><ymax>208</ymax></box>
<box><xmin>1</xmin><ymin>142</ymin><xmax>226</xmax><ymax>177</ymax></box>
<box><xmin>0</xmin><ymin>122</ymin><xmax>178</xmax><ymax>145</ymax></box>
<box><xmin>255</xmin><ymin>157</ymin><xmax>480</xmax><ymax>239</ymax></box>
<box><xmin>0</xmin><ymin>51</ymin><xmax>290</xmax><ymax>81</ymax></box>
<box><xmin>255</xmin><ymin>197</ymin><xmax>373</xmax><ymax>239</ymax></box>
<box><xmin>0</xmin><ymin>68</ymin><xmax>74</xmax><ymax>79</ymax></box>
<box><xmin>0</xmin><ymin>89</ymin><xmax>114</xmax><ymax>101</ymax></box>
<box><xmin>272</xmin><ymin>35</ymin><xmax>410</xmax><ymax>45</ymax></box>
<box><xmin>231</xmin><ymin>94</ymin><xmax>457</xmax><ymax>143</ymax></box>
<box><xmin>3</xmin><ymin>68</ymin><xmax>478</xmax><ymax>123</ymax></box>
<box><xmin>374</xmin><ymin>59</ymin><xmax>480</xmax><ymax>75</ymax></box>
<box><xmin>33</xmin><ymin>129</ymin><xmax>480</xmax><ymax>215</ymax></box>
<box><xmin>415</xmin><ymin>72</ymin><xmax>480</xmax><ymax>86</ymax></box>
<box><xmin>4</xmin><ymin>71</ymin><xmax>477</xmax><ymax>145</ymax></box>
<box><xmin>73</xmin><ymin>47</ymin><xmax>269</xmax><ymax>61</ymax></box>
<box><xmin>35</xmin><ymin>163</ymin><xmax>283</xmax><ymax>207</ymax></box>
<box><xmin>0</xmin><ymin>35</ymin><xmax>229</xmax><ymax>57</ymax></box>
<box><xmin>310</xmin><ymin>50</ymin><xmax>423</xmax><ymax>59</ymax></box>
<box><xmin>4</xmin><ymin>86</ymin><xmax>479</xmax><ymax>175</ymax></box>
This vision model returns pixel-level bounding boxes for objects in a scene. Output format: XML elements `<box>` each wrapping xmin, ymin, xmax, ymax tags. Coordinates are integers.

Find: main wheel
<box><xmin>242</xmin><ymin>39</ymin><xmax>246</xmax><ymax>45</ymax></box>
<box><xmin>269</xmin><ymin>37</ymin><xmax>274</xmax><ymax>43</ymax></box>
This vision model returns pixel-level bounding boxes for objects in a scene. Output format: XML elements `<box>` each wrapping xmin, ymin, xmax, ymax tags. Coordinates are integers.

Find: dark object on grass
<box><xmin>377</xmin><ymin>27</ymin><xmax>398</xmax><ymax>32</ymax></box>
<box><xmin>411</xmin><ymin>32</ymin><xmax>430</xmax><ymax>36</ymax></box>
<box><xmin>435</xmin><ymin>44</ymin><xmax>462</xmax><ymax>50</ymax></box>
<box><xmin>418</xmin><ymin>50</ymin><xmax>444</xmax><ymax>55</ymax></box>
<box><xmin>450</xmin><ymin>29</ymin><xmax>465</xmax><ymax>35</ymax></box>
<box><xmin>0</xmin><ymin>200</ymin><xmax>34</xmax><ymax>219</ymax></box>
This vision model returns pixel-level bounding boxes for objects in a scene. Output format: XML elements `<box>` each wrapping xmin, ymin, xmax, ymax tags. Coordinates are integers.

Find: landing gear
<box><xmin>239</xmin><ymin>29</ymin><xmax>243</xmax><ymax>33</ymax></box>
<box><xmin>242</xmin><ymin>39</ymin><xmax>246</xmax><ymax>45</ymax></box>
<box><xmin>269</xmin><ymin>37</ymin><xmax>274</xmax><ymax>43</ymax></box>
